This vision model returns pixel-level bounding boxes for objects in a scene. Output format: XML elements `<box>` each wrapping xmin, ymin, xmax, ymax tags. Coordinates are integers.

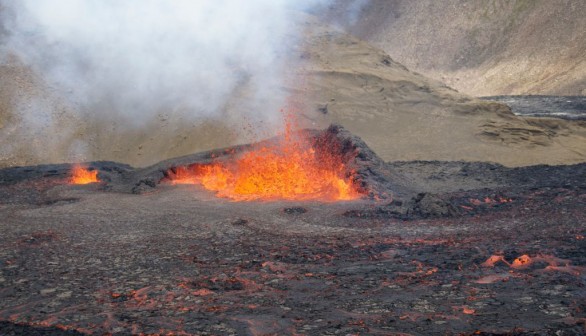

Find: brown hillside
<box><xmin>0</xmin><ymin>13</ymin><xmax>584</xmax><ymax>167</ymax></box>
<box><xmin>320</xmin><ymin>0</ymin><xmax>586</xmax><ymax>96</ymax></box>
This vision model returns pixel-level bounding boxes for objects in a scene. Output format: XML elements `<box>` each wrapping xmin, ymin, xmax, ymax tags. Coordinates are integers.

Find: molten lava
<box><xmin>70</xmin><ymin>165</ymin><xmax>99</xmax><ymax>184</ymax></box>
<box><xmin>167</xmin><ymin>116</ymin><xmax>361</xmax><ymax>201</ymax></box>
<box><xmin>511</xmin><ymin>254</ymin><xmax>533</xmax><ymax>268</ymax></box>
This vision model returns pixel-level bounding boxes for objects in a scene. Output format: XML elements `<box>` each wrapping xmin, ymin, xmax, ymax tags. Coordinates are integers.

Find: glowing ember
<box><xmin>167</xmin><ymin>114</ymin><xmax>361</xmax><ymax>201</ymax></box>
<box><xmin>479</xmin><ymin>254</ymin><xmax>584</xmax><ymax>277</ymax></box>
<box><xmin>481</xmin><ymin>255</ymin><xmax>508</xmax><ymax>267</ymax></box>
<box><xmin>70</xmin><ymin>165</ymin><xmax>99</xmax><ymax>184</ymax></box>
<box><xmin>462</xmin><ymin>307</ymin><xmax>476</xmax><ymax>315</ymax></box>
<box><xmin>511</xmin><ymin>254</ymin><xmax>532</xmax><ymax>268</ymax></box>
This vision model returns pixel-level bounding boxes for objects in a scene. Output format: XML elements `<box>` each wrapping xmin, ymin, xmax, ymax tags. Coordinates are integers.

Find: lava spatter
<box><xmin>167</xmin><ymin>113</ymin><xmax>361</xmax><ymax>201</ymax></box>
<box><xmin>70</xmin><ymin>165</ymin><xmax>99</xmax><ymax>184</ymax></box>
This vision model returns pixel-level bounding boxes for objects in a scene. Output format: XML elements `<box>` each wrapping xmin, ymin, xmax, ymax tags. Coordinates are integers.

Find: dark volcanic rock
<box><xmin>0</xmin><ymin>321</ymin><xmax>85</xmax><ymax>336</ymax></box>
<box><xmin>283</xmin><ymin>207</ymin><xmax>308</xmax><ymax>215</ymax></box>
<box><xmin>343</xmin><ymin>193</ymin><xmax>460</xmax><ymax>219</ymax></box>
<box><xmin>0</xmin><ymin>161</ymin><xmax>132</xmax><ymax>187</ymax></box>
<box><xmin>481</xmin><ymin>95</ymin><xmax>586</xmax><ymax>120</ymax></box>
<box><xmin>131</xmin><ymin>177</ymin><xmax>157</xmax><ymax>194</ymax></box>
<box><xmin>122</xmin><ymin>124</ymin><xmax>404</xmax><ymax>199</ymax></box>
<box><xmin>0</xmin><ymin>128</ymin><xmax>585</xmax><ymax>335</ymax></box>
<box><xmin>318</xmin><ymin>124</ymin><xmax>408</xmax><ymax>198</ymax></box>
<box><xmin>406</xmin><ymin>192</ymin><xmax>460</xmax><ymax>218</ymax></box>
<box><xmin>1</xmin><ymin>125</ymin><xmax>585</xmax><ymax>222</ymax></box>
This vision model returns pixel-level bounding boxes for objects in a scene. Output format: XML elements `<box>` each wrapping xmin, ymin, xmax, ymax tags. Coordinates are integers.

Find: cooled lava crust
<box><xmin>0</xmin><ymin>125</ymin><xmax>584</xmax><ymax>335</ymax></box>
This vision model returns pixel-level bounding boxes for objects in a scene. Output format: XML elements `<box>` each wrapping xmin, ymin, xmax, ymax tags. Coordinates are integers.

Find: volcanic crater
<box><xmin>0</xmin><ymin>125</ymin><xmax>585</xmax><ymax>335</ymax></box>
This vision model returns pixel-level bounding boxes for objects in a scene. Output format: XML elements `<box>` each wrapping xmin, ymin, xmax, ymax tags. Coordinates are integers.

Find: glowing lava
<box><xmin>511</xmin><ymin>254</ymin><xmax>532</xmax><ymax>268</ymax></box>
<box><xmin>70</xmin><ymin>165</ymin><xmax>99</xmax><ymax>184</ymax></box>
<box><xmin>167</xmin><ymin>115</ymin><xmax>361</xmax><ymax>201</ymax></box>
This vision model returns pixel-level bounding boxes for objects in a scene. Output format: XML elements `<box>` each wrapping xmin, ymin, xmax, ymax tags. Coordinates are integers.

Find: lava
<box><xmin>480</xmin><ymin>254</ymin><xmax>585</xmax><ymax>276</ymax></box>
<box><xmin>70</xmin><ymin>165</ymin><xmax>99</xmax><ymax>184</ymax></box>
<box><xmin>511</xmin><ymin>254</ymin><xmax>532</xmax><ymax>268</ymax></box>
<box><xmin>462</xmin><ymin>307</ymin><xmax>476</xmax><ymax>315</ymax></box>
<box><xmin>167</xmin><ymin>113</ymin><xmax>361</xmax><ymax>201</ymax></box>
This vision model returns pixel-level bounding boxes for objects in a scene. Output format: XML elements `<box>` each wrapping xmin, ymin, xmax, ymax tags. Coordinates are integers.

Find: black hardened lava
<box><xmin>0</xmin><ymin>125</ymin><xmax>585</xmax><ymax>335</ymax></box>
<box><xmin>481</xmin><ymin>96</ymin><xmax>586</xmax><ymax>120</ymax></box>
<box><xmin>1</xmin><ymin>124</ymin><xmax>585</xmax><ymax>219</ymax></box>
<box><xmin>120</xmin><ymin>124</ymin><xmax>405</xmax><ymax>199</ymax></box>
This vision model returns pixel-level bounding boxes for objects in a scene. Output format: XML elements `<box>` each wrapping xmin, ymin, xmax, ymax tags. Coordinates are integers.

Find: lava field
<box><xmin>0</xmin><ymin>126</ymin><xmax>584</xmax><ymax>335</ymax></box>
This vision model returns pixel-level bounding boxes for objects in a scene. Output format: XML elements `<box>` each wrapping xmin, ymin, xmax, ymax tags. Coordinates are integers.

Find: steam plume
<box><xmin>2</xmin><ymin>0</ymin><xmax>298</xmax><ymax>122</ymax></box>
<box><xmin>0</xmin><ymin>0</ymin><xmax>370</xmax><ymax>166</ymax></box>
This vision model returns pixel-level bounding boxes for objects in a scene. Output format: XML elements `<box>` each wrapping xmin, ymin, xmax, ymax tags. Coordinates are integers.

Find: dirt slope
<box><xmin>0</xmin><ymin>12</ymin><xmax>585</xmax><ymax>168</ymax></box>
<box><xmin>288</xmin><ymin>16</ymin><xmax>586</xmax><ymax>166</ymax></box>
<box><xmin>320</xmin><ymin>0</ymin><xmax>586</xmax><ymax>96</ymax></box>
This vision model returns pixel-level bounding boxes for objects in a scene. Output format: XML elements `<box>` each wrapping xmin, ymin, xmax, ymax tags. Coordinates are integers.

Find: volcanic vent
<box><xmin>127</xmin><ymin>124</ymin><xmax>396</xmax><ymax>200</ymax></box>
<box><xmin>1</xmin><ymin>124</ymin><xmax>585</xmax><ymax>335</ymax></box>
<box><xmin>70</xmin><ymin>165</ymin><xmax>100</xmax><ymax>185</ymax></box>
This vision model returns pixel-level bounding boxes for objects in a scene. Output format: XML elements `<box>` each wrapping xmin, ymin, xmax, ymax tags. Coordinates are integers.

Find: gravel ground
<box><xmin>0</xmin><ymin>151</ymin><xmax>584</xmax><ymax>335</ymax></box>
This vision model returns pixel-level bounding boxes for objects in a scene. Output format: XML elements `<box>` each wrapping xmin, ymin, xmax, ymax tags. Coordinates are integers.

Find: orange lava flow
<box><xmin>70</xmin><ymin>165</ymin><xmax>99</xmax><ymax>184</ymax></box>
<box><xmin>167</xmin><ymin>115</ymin><xmax>361</xmax><ymax>201</ymax></box>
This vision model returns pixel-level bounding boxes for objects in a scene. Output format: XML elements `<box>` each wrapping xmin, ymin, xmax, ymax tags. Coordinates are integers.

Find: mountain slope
<box><xmin>0</xmin><ymin>12</ymin><xmax>584</xmax><ymax>168</ymax></box>
<box><xmin>289</xmin><ymin>16</ymin><xmax>586</xmax><ymax>166</ymax></box>
<box><xmin>320</xmin><ymin>0</ymin><xmax>586</xmax><ymax>96</ymax></box>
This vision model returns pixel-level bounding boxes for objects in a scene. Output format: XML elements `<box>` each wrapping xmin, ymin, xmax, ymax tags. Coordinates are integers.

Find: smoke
<box><xmin>3</xmin><ymin>0</ymin><xmax>296</xmax><ymax>122</ymax></box>
<box><xmin>0</xmin><ymin>0</ymin><xmax>339</xmax><ymax>165</ymax></box>
<box><xmin>1</xmin><ymin>0</ymin><xmax>374</xmax><ymax>167</ymax></box>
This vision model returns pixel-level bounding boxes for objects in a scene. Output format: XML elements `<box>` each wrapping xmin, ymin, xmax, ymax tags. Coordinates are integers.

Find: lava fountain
<box><xmin>70</xmin><ymin>165</ymin><xmax>99</xmax><ymax>184</ymax></box>
<box><xmin>166</xmin><ymin>114</ymin><xmax>362</xmax><ymax>201</ymax></box>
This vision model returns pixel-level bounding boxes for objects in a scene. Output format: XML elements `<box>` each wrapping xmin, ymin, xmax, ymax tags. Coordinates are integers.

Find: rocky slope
<box><xmin>320</xmin><ymin>0</ymin><xmax>586</xmax><ymax>96</ymax></box>
<box><xmin>287</xmin><ymin>15</ymin><xmax>586</xmax><ymax>166</ymax></box>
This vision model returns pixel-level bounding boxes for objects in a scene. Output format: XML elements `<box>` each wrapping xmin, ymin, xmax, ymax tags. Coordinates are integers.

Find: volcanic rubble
<box><xmin>0</xmin><ymin>125</ymin><xmax>584</xmax><ymax>335</ymax></box>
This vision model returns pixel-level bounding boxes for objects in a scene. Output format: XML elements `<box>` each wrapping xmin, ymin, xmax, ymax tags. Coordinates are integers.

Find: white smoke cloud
<box><xmin>1</xmin><ymin>0</ymin><xmax>371</xmax><ymax>166</ymax></box>
<box><xmin>2</xmin><ymin>0</ymin><xmax>299</xmax><ymax>126</ymax></box>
